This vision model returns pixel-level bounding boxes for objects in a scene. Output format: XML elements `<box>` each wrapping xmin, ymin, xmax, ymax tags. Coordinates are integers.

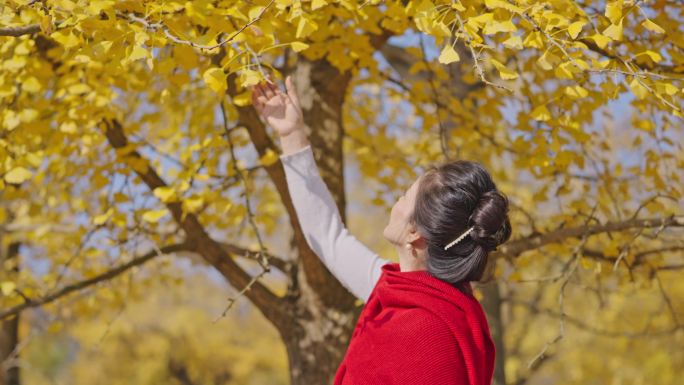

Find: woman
<box><xmin>251</xmin><ymin>75</ymin><xmax>512</xmax><ymax>385</ymax></box>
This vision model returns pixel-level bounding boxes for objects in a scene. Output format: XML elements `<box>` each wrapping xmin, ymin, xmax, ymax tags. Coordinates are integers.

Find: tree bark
<box><xmin>479</xmin><ymin>279</ymin><xmax>507</xmax><ymax>385</ymax></box>
<box><xmin>0</xmin><ymin>242</ymin><xmax>20</xmax><ymax>385</ymax></box>
<box><xmin>278</xmin><ymin>290</ymin><xmax>363</xmax><ymax>385</ymax></box>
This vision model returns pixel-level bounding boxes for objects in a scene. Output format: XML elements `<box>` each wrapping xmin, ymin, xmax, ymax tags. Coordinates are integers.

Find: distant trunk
<box><xmin>479</xmin><ymin>276</ymin><xmax>507</xmax><ymax>385</ymax></box>
<box><xmin>0</xmin><ymin>242</ymin><xmax>20</xmax><ymax>385</ymax></box>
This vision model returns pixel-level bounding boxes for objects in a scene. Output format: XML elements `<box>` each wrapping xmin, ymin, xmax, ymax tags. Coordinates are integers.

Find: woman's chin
<box><xmin>382</xmin><ymin>226</ymin><xmax>395</xmax><ymax>244</ymax></box>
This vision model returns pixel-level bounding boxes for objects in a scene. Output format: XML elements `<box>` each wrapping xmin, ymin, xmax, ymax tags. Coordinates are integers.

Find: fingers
<box><xmin>251</xmin><ymin>87</ymin><xmax>263</xmax><ymax>111</ymax></box>
<box><xmin>250</xmin><ymin>74</ymin><xmax>290</xmax><ymax>111</ymax></box>
<box><xmin>251</xmin><ymin>84</ymin><xmax>268</xmax><ymax>111</ymax></box>
<box><xmin>285</xmin><ymin>75</ymin><xmax>301</xmax><ymax>111</ymax></box>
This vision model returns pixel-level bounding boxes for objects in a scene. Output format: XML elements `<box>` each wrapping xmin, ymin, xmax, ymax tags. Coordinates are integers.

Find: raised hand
<box><xmin>251</xmin><ymin>75</ymin><xmax>304</xmax><ymax>137</ymax></box>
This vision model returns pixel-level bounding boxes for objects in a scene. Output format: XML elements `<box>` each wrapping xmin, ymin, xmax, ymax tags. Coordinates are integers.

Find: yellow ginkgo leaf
<box><xmin>51</xmin><ymin>30</ymin><xmax>80</xmax><ymax>49</ymax></box>
<box><xmin>438</xmin><ymin>44</ymin><xmax>460</xmax><ymax>64</ymax></box>
<box><xmin>637</xmin><ymin>50</ymin><xmax>662</xmax><ymax>63</ymax></box>
<box><xmin>232</xmin><ymin>90</ymin><xmax>252</xmax><ymax>106</ymax></box>
<box><xmin>567</xmin><ymin>21</ymin><xmax>585</xmax><ymax>39</ymax></box>
<box><xmin>23</xmin><ymin>77</ymin><xmax>42</xmax><ymax>93</ymax></box>
<box><xmin>93</xmin><ymin>208</ymin><xmax>114</xmax><ymax>225</ymax></box>
<box><xmin>490</xmin><ymin>58</ymin><xmax>518</xmax><ymax>80</ymax></box>
<box><xmin>565</xmin><ymin>85</ymin><xmax>589</xmax><ymax>99</ymax></box>
<box><xmin>451</xmin><ymin>1</ymin><xmax>466</xmax><ymax>11</ymax></box>
<box><xmin>68</xmin><ymin>83</ymin><xmax>91</xmax><ymax>95</ymax></box>
<box><xmin>4</xmin><ymin>167</ymin><xmax>32</xmax><ymax>184</ymax></box>
<box><xmin>128</xmin><ymin>45</ymin><xmax>149</xmax><ymax>62</ymax></box>
<box><xmin>296</xmin><ymin>16</ymin><xmax>318</xmax><ymax>39</ymax></box>
<box><xmin>311</xmin><ymin>0</ymin><xmax>328</xmax><ymax>10</ymax></box>
<box><xmin>587</xmin><ymin>33</ymin><xmax>611</xmax><ymax>49</ymax></box>
<box><xmin>1</xmin><ymin>281</ymin><xmax>16</xmax><ymax>296</ymax></box>
<box><xmin>19</xmin><ymin>109</ymin><xmax>38</xmax><ymax>122</ymax></box>
<box><xmin>502</xmin><ymin>35</ymin><xmax>523</xmax><ymax>50</ymax></box>
<box><xmin>142</xmin><ymin>209</ymin><xmax>168</xmax><ymax>223</ymax></box>
<box><xmin>629</xmin><ymin>78</ymin><xmax>649</xmax><ymax>100</ymax></box>
<box><xmin>60</xmin><ymin>121</ymin><xmax>78</xmax><ymax>134</ymax></box>
<box><xmin>655</xmin><ymin>82</ymin><xmax>678</xmax><ymax>96</ymax></box>
<box><xmin>484</xmin><ymin>0</ymin><xmax>523</xmax><ymax>13</ymax></box>
<box><xmin>555</xmin><ymin>62</ymin><xmax>574</xmax><ymax>79</ymax></box>
<box><xmin>603</xmin><ymin>21</ymin><xmax>623</xmax><ymax>41</ymax></box>
<box><xmin>580</xmin><ymin>256</ymin><xmax>593</xmax><ymax>270</ymax></box>
<box><xmin>605</xmin><ymin>0</ymin><xmax>623</xmax><ymax>24</ymax></box>
<box><xmin>536</xmin><ymin>51</ymin><xmax>555</xmax><ymax>70</ymax></box>
<box><xmin>291</xmin><ymin>41</ymin><xmax>309</xmax><ymax>52</ymax></box>
<box><xmin>248</xmin><ymin>6</ymin><xmax>266</xmax><ymax>20</ymax></box>
<box><xmin>240</xmin><ymin>69</ymin><xmax>261</xmax><ymax>88</ymax></box>
<box><xmin>259</xmin><ymin>148</ymin><xmax>280</xmax><ymax>167</ymax></box>
<box><xmin>530</xmin><ymin>105</ymin><xmax>551</xmax><ymax>121</ymax></box>
<box><xmin>153</xmin><ymin>186</ymin><xmax>177</xmax><ymax>202</ymax></box>
<box><xmin>483</xmin><ymin>20</ymin><xmax>516</xmax><ymax>35</ymax></box>
<box><xmin>203</xmin><ymin>67</ymin><xmax>227</xmax><ymax>94</ymax></box>
<box><xmin>641</xmin><ymin>19</ymin><xmax>665</xmax><ymax>34</ymax></box>
<box><xmin>635</xmin><ymin>119</ymin><xmax>654</xmax><ymax>132</ymax></box>
<box><xmin>523</xmin><ymin>31</ymin><xmax>544</xmax><ymax>48</ymax></box>
<box><xmin>40</xmin><ymin>14</ymin><xmax>53</xmax><ymax>34</ymax></box>
<box><xmin>183</xmin><ymin>196</ymin><xmax>204</xmax><ymax>213</ymax></box>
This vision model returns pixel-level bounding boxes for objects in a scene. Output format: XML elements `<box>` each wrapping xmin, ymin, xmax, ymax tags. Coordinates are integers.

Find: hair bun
<box><xmin>470</xmin><ymin>190</ymin><xmax>511</xmax><ymax>252</ymax></box>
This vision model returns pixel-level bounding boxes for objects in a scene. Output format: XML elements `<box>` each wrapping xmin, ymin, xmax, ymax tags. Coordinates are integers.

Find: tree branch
<box><xmin>0</xmin><ymin>243</ymin><xmax>190</xmax><ymax>321</ymax></box>
<box><xmin>0</xmin><ymin>24</ymin><xmax>41</xmax><ymax>37</ymax></box>
<box><xmin>499</xmin><ymin>215</ymin><xmax>684</xmax><ymax>257</ymax></box>
<box><xmin>101</xmin><ymin>118</ymin><xmax>286</xmax><ymax>326</ymax></box>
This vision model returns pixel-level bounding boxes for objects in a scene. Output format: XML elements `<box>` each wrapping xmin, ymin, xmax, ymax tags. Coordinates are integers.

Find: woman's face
<box><xmin>383</xmin><ymin>174</ymin><xmax>422</xmax><ymax>245</ymax></box>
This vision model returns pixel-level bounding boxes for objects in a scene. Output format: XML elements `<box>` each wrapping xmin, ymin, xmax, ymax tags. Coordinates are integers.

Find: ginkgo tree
<box><xmin>1</xmin><ymin>0</ymin><xmax>683</xmax><ymax>384</ymax></box>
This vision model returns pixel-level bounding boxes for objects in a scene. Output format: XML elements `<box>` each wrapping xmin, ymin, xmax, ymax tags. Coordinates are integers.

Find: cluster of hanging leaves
<box><xmin>0</xmin><ymin>2</ymin><xmax>682</xmax><ymax>383</ymax></box>
<box><xmin>0</xmin><ymin>0</ymin><xmax>682</xmax><ymax>323</ymax></box>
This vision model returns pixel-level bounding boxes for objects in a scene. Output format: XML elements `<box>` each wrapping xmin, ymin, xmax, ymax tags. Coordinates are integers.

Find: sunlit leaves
<box><xmin>587</xmin><ymin>33</ymin><xmax>611</xmax><ymax>49</ymax></box>
<box><xmin>0</xmin><ymin>281</ymin><xmax>15</xmax><ymax>296</ymax></box>
<box><xmin>259</xmin><ymin>148</ymin><xmax>280</xmax><ymax>167</ymax></box>
<box><xmin>530</xmin><ymin>104</ymin><xmax>551</xmax><ymax>121</ymax></box>
<box><xmin>153</xmin><ymin>186</ymin><xmax>178</xmax><ymax>203</ymax></box>
<box><xmin>490</xmin><ymin>58</ymin><xmax>518</xmax><ymax>80</ymax></box>
<box><xmin>296</xmin><ymin>15</ymin><xmax>318</xmax><ymax>38</ymax></box>
<box><xmin>637</xmin><ymin>50</ymin><xmax>663</xmax><ymax>63</ymax></box>
<box><xmin>603</xmin><ymin>21</ymin><xmax>623</xmax><ymax>41</ymax></box>
<box><xmin>239</xmin><ymin>69</ymin><xmax>262</xmax><ymax>88</ymax></box>
<box><xmin>142</xmin><ymin>209</ymin><xmax>168</xmax><ymax>223</ymax></box>
<box><xmin>3</xmin><ymin>167</ymin><xmax>32</xmax><ymax>184</ymax></box>
<box><xmin>290</xmin><ymin>41</ymin><xmax>309</xmax><ymax>52</ymax></box>
<box><xmin>641</xmin><ymin>19</ymin><xmax>665</xmax><ymax>34</ymax></box>
<box><xmin>203</xmin><ymin>68</ymin><xmax>227</xmax><ymax>94</ymax></box>
<box><xmin>484</xmin><ymin>0</ymin><xmax>523</xmax><ymax>13</ymax></box>
<box><xmin>565</xmin><ymin>85</ymin><xmax>589</xmax><ymax>99</ymax></box>
<box><xmin>438</xmin><ymin>44</ymin><xmax>460</xmax><ymax>64</ymax></box>
<box><xmin>50</xmin><ymin>30</ymin><xmax>80</xmax><ymax>49</ymax></box>
<box><xmin>567</xmin><ymin>21</ymin><xmax>585</xmax><ymax>39</ymax></box>
<box><xmin>629</xmin><ymin>78</ymin><xmax>649</xmax><ymax>100</ymax></box>
<box><xmin>93</xmin><ymin>208</ymin><xmax>114</xmax><ymax>225</ymax></box>
<box><xmin>502</xmin><ymin>35</ymin><xmax>523</xmax><ymax>50</ymax></box>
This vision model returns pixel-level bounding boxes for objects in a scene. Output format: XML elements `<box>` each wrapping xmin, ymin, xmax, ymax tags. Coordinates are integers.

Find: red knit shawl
<box><xmin>333</xmin><ymin>262</ymin><xmax>495</xmax><ymax>385</ymax></box>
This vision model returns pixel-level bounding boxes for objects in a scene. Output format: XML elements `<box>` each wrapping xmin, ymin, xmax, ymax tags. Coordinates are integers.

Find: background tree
<box><xmin>1</xmin><ymin>0</ymin><xmax>682</xmax><ymax>384</ymax></box>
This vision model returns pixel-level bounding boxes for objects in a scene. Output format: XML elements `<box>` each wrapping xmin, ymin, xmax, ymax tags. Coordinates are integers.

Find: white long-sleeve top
<box><xmin>280</xmin><ymin>144</ymin><xmax>393</xmax><ymax>302</ymax></box>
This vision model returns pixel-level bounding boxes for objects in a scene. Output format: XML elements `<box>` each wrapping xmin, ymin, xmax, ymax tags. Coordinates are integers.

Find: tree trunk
<box><xmin>479</xmin><ymin>262</ymin><xmax>507</xmax><ymax>385</ymax></box>
<box><xmin>278</xmin><ymin>272</ymin><xmax>364</xmax><ymax>385</ymax></box>
<box><xmin>0</xmin><ymin>242</ymin><xmax>20</xmax><ymax>385</ymax></box>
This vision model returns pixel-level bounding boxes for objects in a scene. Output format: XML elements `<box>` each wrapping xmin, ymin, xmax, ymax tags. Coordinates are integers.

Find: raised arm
<box><xmin>251</xmin><ymin>75</ymin><xmax>391</xmax><ymax>302</ymax></box>
<box><xmin>279</xmin><ymin>143</ymin><xmax>391</xmax><ymax>302</ymax></box>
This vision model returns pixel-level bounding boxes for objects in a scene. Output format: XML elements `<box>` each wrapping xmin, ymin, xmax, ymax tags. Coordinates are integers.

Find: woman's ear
<box><xmin>407</xmin><ymin>227</ymin><xmax>425</xmax><ymax>247</ymax></box>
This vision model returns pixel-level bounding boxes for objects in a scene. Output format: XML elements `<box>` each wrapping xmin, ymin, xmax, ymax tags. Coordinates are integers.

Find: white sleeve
<box><xmin>280</xmin><ymin>144</ymin><xmax>392</xmax><ymax>302</ymax></box>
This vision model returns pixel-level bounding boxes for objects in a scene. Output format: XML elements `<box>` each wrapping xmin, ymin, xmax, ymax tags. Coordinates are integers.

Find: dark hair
<box><xmin>409</xmin><ymin>160</ymin><xmax>512</xmax><ymax>294</ymax></box>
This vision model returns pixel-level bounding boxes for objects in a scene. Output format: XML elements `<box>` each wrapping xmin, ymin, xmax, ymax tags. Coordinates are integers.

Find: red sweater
<box><xmin>333</xmin><ymin>262</ymin><xmax>495</xmax><ymax>385</ymax></box>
